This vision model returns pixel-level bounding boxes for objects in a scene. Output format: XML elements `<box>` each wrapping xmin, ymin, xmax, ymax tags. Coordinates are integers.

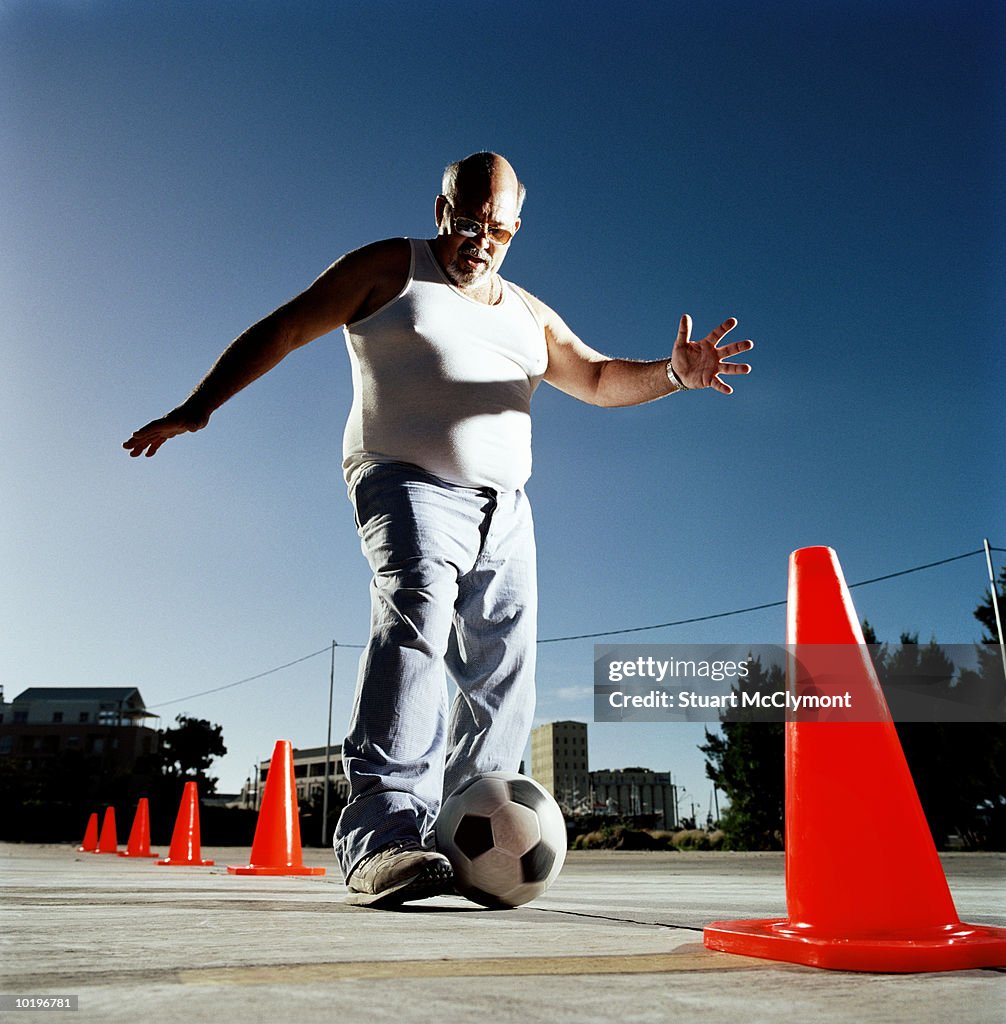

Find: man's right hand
<box><xmin>123</xmin><ymin>405</ymin><xmax>208</xmax><ymax>458</ymax></box>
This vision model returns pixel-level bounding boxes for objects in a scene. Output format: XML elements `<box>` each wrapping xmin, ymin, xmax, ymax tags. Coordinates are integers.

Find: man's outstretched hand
<box><xmin>671</xmin><ymin>315</ymin><xmax>753</xmax><ymax>395</ymax></box>
<box><xmin>122</xmin><ymin>406</ymin><xmax>207</xmax><ymax>458</ymax></box>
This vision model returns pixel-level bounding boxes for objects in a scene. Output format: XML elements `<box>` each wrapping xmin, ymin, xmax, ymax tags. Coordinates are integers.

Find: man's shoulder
<box><xmin>337</xmin><ymin>238</ymin><xmax>413</xmax><ymax>324</ymax></box>
<box><xmin>506</xmin><ymin>281</ymin><xmax>557</xmax><ymax>330</ymax></box>
<box><xmin>344</xmin><ymin>236</ymin><xmax>412</xmax><ymax>273</ymax></box>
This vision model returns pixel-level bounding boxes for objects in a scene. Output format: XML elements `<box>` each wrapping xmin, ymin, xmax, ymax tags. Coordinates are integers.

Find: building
<box><xmin>530</xmin><ymin>720</ymin><xmax>678</xmax><ymax>827</ymax></box>
<box><xmin>531</xmin><ymin>720</ymin><xmax>590</xmax><ymax>812</ymax></box>
<box><xmin>243</xmin><ymin>744</ymin><xmax>350</xmax><ymax>810</ymax></box>
<box><xmin>0</xmin><ymin>686</ymin><xmax>160</xmax><ymax>772</ymax></box>
<box><xmin>590</xmin><ymin>767</ymin><xmax>677</xmax><ymax>825</ymax></box>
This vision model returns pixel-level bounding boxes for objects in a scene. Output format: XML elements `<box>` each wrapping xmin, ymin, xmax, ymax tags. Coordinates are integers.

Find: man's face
<box><xmin>435</xmin><ymin>179</ymin><xmax>521</xmax><ymax>290</ymax></box>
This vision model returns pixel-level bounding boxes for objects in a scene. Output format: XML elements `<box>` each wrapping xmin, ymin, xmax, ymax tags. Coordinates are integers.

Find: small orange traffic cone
<box><xmin>157</xmin><ymin>781</ymin><xmax>214</xmax><ymax>866</ymax></box>
<box><xmin>118</xmin><ymin>797</ymin><xmax>158</xmax><ymax>858</ymax></box>
<box><xmin>94</xmin><ymin>806</ymin><xmax>118</xmax><ymax>854</ymax></box>
<box><xmin>704</xmin><ymin>546</ymin><xmax>1006</xmax><ymax>972</ymax></box>
<box><xmin>228</xmin><ymin>740</ymin><xmax>325</xmax><ymax>875</ymax></box>
<box><xmin>77</xmin><ymin>812</ymin><xmax>99</xmax><ymax>852</ymax></box>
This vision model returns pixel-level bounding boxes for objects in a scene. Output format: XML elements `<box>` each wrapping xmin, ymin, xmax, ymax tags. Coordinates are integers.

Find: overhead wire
<box><xmin>541</xmin><ymin>547</ymin><xmax>1001</xmax><ymax>643</ymax></box>
<box><xmin>147</xmin><ymin>545</ymin><xmax>1005</xmax><ymax>709</ymax></box>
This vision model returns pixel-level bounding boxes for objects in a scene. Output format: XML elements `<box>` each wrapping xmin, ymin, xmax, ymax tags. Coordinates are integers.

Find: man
<box><xmin>124</xmin><ymin>152</ymin><xmax>753</xmax><ymax>906</ymax></box>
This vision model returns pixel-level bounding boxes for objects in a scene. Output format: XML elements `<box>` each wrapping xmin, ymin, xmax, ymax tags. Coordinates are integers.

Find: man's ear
<box><xmin>434</xmin><ymin>194</ymin><xmax>448</xmax><ymax>232</ymax></box>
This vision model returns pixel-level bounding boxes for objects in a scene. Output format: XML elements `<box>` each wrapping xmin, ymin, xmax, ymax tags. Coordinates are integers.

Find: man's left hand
<box><xmin>671</xmin><ymin>315</ymin><xmax>753</xmax><ymax>395</ymax></box>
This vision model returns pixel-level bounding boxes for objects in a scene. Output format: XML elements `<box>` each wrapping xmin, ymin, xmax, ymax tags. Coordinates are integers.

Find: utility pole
<box><xmin>321</xmin><ymin>640</ymin><xmax>336</xmax><ymax>848</ymax></box>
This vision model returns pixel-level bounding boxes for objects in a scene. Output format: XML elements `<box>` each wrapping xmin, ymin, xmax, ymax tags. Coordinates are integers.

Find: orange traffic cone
<box><xmin>157</xmin><ymin>781</ymin><xmax>214</xmax><ymax>866</ymax></box>
<box><xmin>94</xmin><ymin>806</ymin><xmax>118</xmax><ymax>854</ymax></box>
<box><xmin>118</xmin><ymin>797</ymin><xmax>158</xmax><ymax>858</ymax></box>
<box><xmin>704</xmin><ymin>546</ymin><xmax>1006</xmax><ymax>971</ymax></box>
<box><xmin>77</xmin><ymin>812</ymin><xmax>99</xmax><ymax>852</ymax></box>
<box><xmin>228</xmin><ymin>740</ymin><xmax>325</xmax><ymax>876</ymax></box>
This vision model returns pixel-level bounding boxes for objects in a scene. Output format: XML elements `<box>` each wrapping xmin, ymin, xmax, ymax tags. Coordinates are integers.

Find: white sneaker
<box><xmin>344</xmin><ymin>840</ymin><xmax>454</xmax><ymax>908</ymax></box>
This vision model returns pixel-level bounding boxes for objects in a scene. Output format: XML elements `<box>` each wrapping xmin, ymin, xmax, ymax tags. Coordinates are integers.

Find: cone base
<box><xmin>227</xmin><ymin>863</ymin><xmax>325</xmax><ymax>875</ymax></box>
<box><xmin>704</xmin><ymin>918</ymin><xmax>1006</xmax><ymax>973</ymax></box>
<box><xmin>118</xmin><ymin>851</ymin><xmax>158</xmax><ymax>858</ymax></box>
<box><xmin>156</xmin><ymin>858</ymin><xmax>215</xmax><ymax>866</ymax></box>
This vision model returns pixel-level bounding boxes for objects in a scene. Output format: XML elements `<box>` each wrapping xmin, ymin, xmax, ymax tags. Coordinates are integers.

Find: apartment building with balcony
<box><xmin>0</xmin><ymin>686</ymin><xmax>160</xmax><ymax>772</ymax></box>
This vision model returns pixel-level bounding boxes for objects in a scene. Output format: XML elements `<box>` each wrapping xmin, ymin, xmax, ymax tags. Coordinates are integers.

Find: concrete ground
<box><xmin>3</xmin><ymin>843</ymin><xmax>1004</xmax><ymax>1024</ymax></box>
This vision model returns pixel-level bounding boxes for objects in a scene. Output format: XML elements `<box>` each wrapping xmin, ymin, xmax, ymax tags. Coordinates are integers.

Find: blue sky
<box><xmin>3</xmin><ymin>0</ymin><xmax>1003</xmax><ymax>811</ymax></box>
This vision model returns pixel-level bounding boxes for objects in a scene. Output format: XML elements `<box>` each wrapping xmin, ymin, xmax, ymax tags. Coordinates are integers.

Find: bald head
<box><xmin>433</xmin><ymin>152</ymin><xmax>524</xmax><ymax>298</ymax></box>
<box><xmin>442</xmin><ymin>152</ymin><xmax>526</xmax><ymax>217</ymax></box>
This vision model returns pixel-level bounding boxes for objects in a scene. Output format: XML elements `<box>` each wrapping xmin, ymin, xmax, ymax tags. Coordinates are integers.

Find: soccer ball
<box><xmin>435</xmin><ymin>771</ymin><xmax>567</xmax><ymax>908</ymax></box>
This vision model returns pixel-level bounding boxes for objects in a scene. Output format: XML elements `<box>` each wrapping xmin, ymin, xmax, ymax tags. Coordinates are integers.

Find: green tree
<box><xmin>864</xmin><ymin>585</ymin><xmax>1005</xmax><ymax>850</ymax></box>
<box><xmin>700</xmin><ymin>566</ymin><xmax>1006</xmax><ymax>852</ymax></box>
<box><xmin>868</xmin><ymin>631</ymin><xmax>963</xmax><ymax>847</ymax></box>
<box><xmin>300</xmin><ymin>781</ymin><xmax>348</xmax><ymax>848</ymax></box>
<box><xmin>700</xmin><ymin>656</ymin><xmax>785</xmax><ymax>850</ymax></box>
<box><xmin>157</xmin><ymin>715</ymin><xmax>227</xmax><ymax>794</ymax></box>
<box><xmin>973</xmin><ymin>565</ymin><xmax>1006</xmax><ymax>642</ymax></box>
<box><xmin>965</xmin><ymin>564</ymin><xmax>1006</xmax><ymax>847</ymax></box>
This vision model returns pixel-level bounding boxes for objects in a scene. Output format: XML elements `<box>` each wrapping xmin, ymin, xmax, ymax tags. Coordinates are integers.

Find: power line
<box><xmin>147</xmin><ymin>545</ymin><xmax>1005</xmax><ymax>708</ymax></box>
<box><xmin>538</xmin><ymin>598</ymin><xmax>789</xmax><ymax>643</ymax></box>
<box><xmin>148</xmin><ymin>646</ymin><xmax>337</xmax><ymax>709</ymax></box>
<box><xmin>543</xmin><ymin>547</ymin><xmax>1001</xmax><ymax>644</ymax></box>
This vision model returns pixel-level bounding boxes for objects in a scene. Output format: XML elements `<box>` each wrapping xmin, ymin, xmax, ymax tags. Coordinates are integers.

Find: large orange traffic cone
<box><xmin>157</xmin><ymin>781</ymin><xmax>214</xmax><ymax>866</ymax></box>
<box><xmin>77</xmin><ymin>812</ymin><xmax>99</xmax><ymax>852</ymax></box>
<box><xmin>228</xmin><ymin>740</ymin><xmax>325</xmax><ymax>875</ymax></box>
<box><xmin>118</xmin><ymin>797</ymin><xmax>158</xmax><ymax>858</ymax></box>
<box><xmin>705</xmin><ymin>545</ymin><xmax>1006</xmax><ymax>972</ymax></box>
<box><xmin>94</xmin><ymin>806</ymin><xmax>118</xmax><ymax>854</ymax></box>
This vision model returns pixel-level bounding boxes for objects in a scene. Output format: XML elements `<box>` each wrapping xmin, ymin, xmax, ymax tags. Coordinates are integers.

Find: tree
<box><xmin>862</xmin><ymin>593</ymin><xmax>1004</xmax><ymax>850</ymax></box>
<box><xmin>300</xmin><ymin>781</ymin><xmax>348</xmax><ymax>848</ymax></box>
<box><xmin>867</xmin><ymin>631</ymin><xmax>968</xmax><ymax>847</ymax></box>
<box><xmin>700</xmin><ymin>567</ymin><xmax>1006</xmax><ymax>851</ymax></box>
<box><xmin>887</xmin><ymin>567</ymin><xmax>1006</xmax><ymax>850</ymax></box>
<box><xmin>974</xmin><ymin>564</ymin><xmax>1006</xmax><ymax>643</ymax></box>
<box><xmin>860</xmin><ymin>606</ymin><xmax>1003</xmax><ymax>847</ymax></box>
<box><xmin>157</xmin><ymin>715</ymin><xmax>227</xmax><ymax>794</ymax></box>
<box><xmin>965</xmin><ymin>565</ymin><xmax>1006</xmax><ymax>847</ymax></box>
<box><xmin>700</xmin><ymin>656</ymin><xmax>785</xmax><ymax>850</ymax></box>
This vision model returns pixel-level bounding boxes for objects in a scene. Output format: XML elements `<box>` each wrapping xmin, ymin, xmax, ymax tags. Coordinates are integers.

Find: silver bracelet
<box><xmin>665</xmin><ymin>360</ymin><xmax>689</xmax><ymax>391</ymax></box>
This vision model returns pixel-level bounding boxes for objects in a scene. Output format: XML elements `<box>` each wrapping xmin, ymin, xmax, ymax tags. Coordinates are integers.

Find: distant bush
<box><xmin>571</xmin><ymin>824</ymin><xmax>725</xmax><ymax>851</ymax></box>
<box><xmin>670</xmin><ymin>829</ymin><xmax>712</xmax><ymax>850</ymax></box>
<box><xmin>571</xmin><ymin>830</ymin><xmax>603</xmax><ymax>849</ymax></box>
<box><xmin>614</xmin><ymin>827</ymin><xmax>665</xmax><ymax>850</ymax></box>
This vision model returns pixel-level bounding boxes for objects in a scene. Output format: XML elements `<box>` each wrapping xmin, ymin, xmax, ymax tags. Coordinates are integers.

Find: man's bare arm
<box><xmin>123</xmin><ymin>240</ymin><xmax>405</xmax><ymax>457</ymax></box>
<box><xmin>520</xmin><ymin>289</ymin><xmax>753</xmax><ymax>406</ymax></box>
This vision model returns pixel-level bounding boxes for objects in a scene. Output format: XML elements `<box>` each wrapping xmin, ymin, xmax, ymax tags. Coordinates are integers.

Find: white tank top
<box><xmin>342</xmin><ymin>239</ymin><xmax>548</xmax><ymax>492</ymax></box>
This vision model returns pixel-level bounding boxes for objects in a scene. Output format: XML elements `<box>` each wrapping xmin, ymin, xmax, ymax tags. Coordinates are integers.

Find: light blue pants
<box><xmin>333</xmin><ymin>462</ymin><xmax>537</xmax><ymax>879</ymax></box>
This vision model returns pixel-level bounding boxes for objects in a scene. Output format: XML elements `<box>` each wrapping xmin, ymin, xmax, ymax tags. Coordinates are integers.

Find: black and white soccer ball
<box><xmin>435</xmin><ymin>771</ymin><xmax>567</xmax><ymax>908</ymax></box>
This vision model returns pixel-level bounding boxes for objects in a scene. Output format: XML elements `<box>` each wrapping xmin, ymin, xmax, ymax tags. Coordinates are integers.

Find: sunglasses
<box><xmin>447</xmin><ymin>204</ymin><xmax>515</xmax><ymax>246</ymax></box>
